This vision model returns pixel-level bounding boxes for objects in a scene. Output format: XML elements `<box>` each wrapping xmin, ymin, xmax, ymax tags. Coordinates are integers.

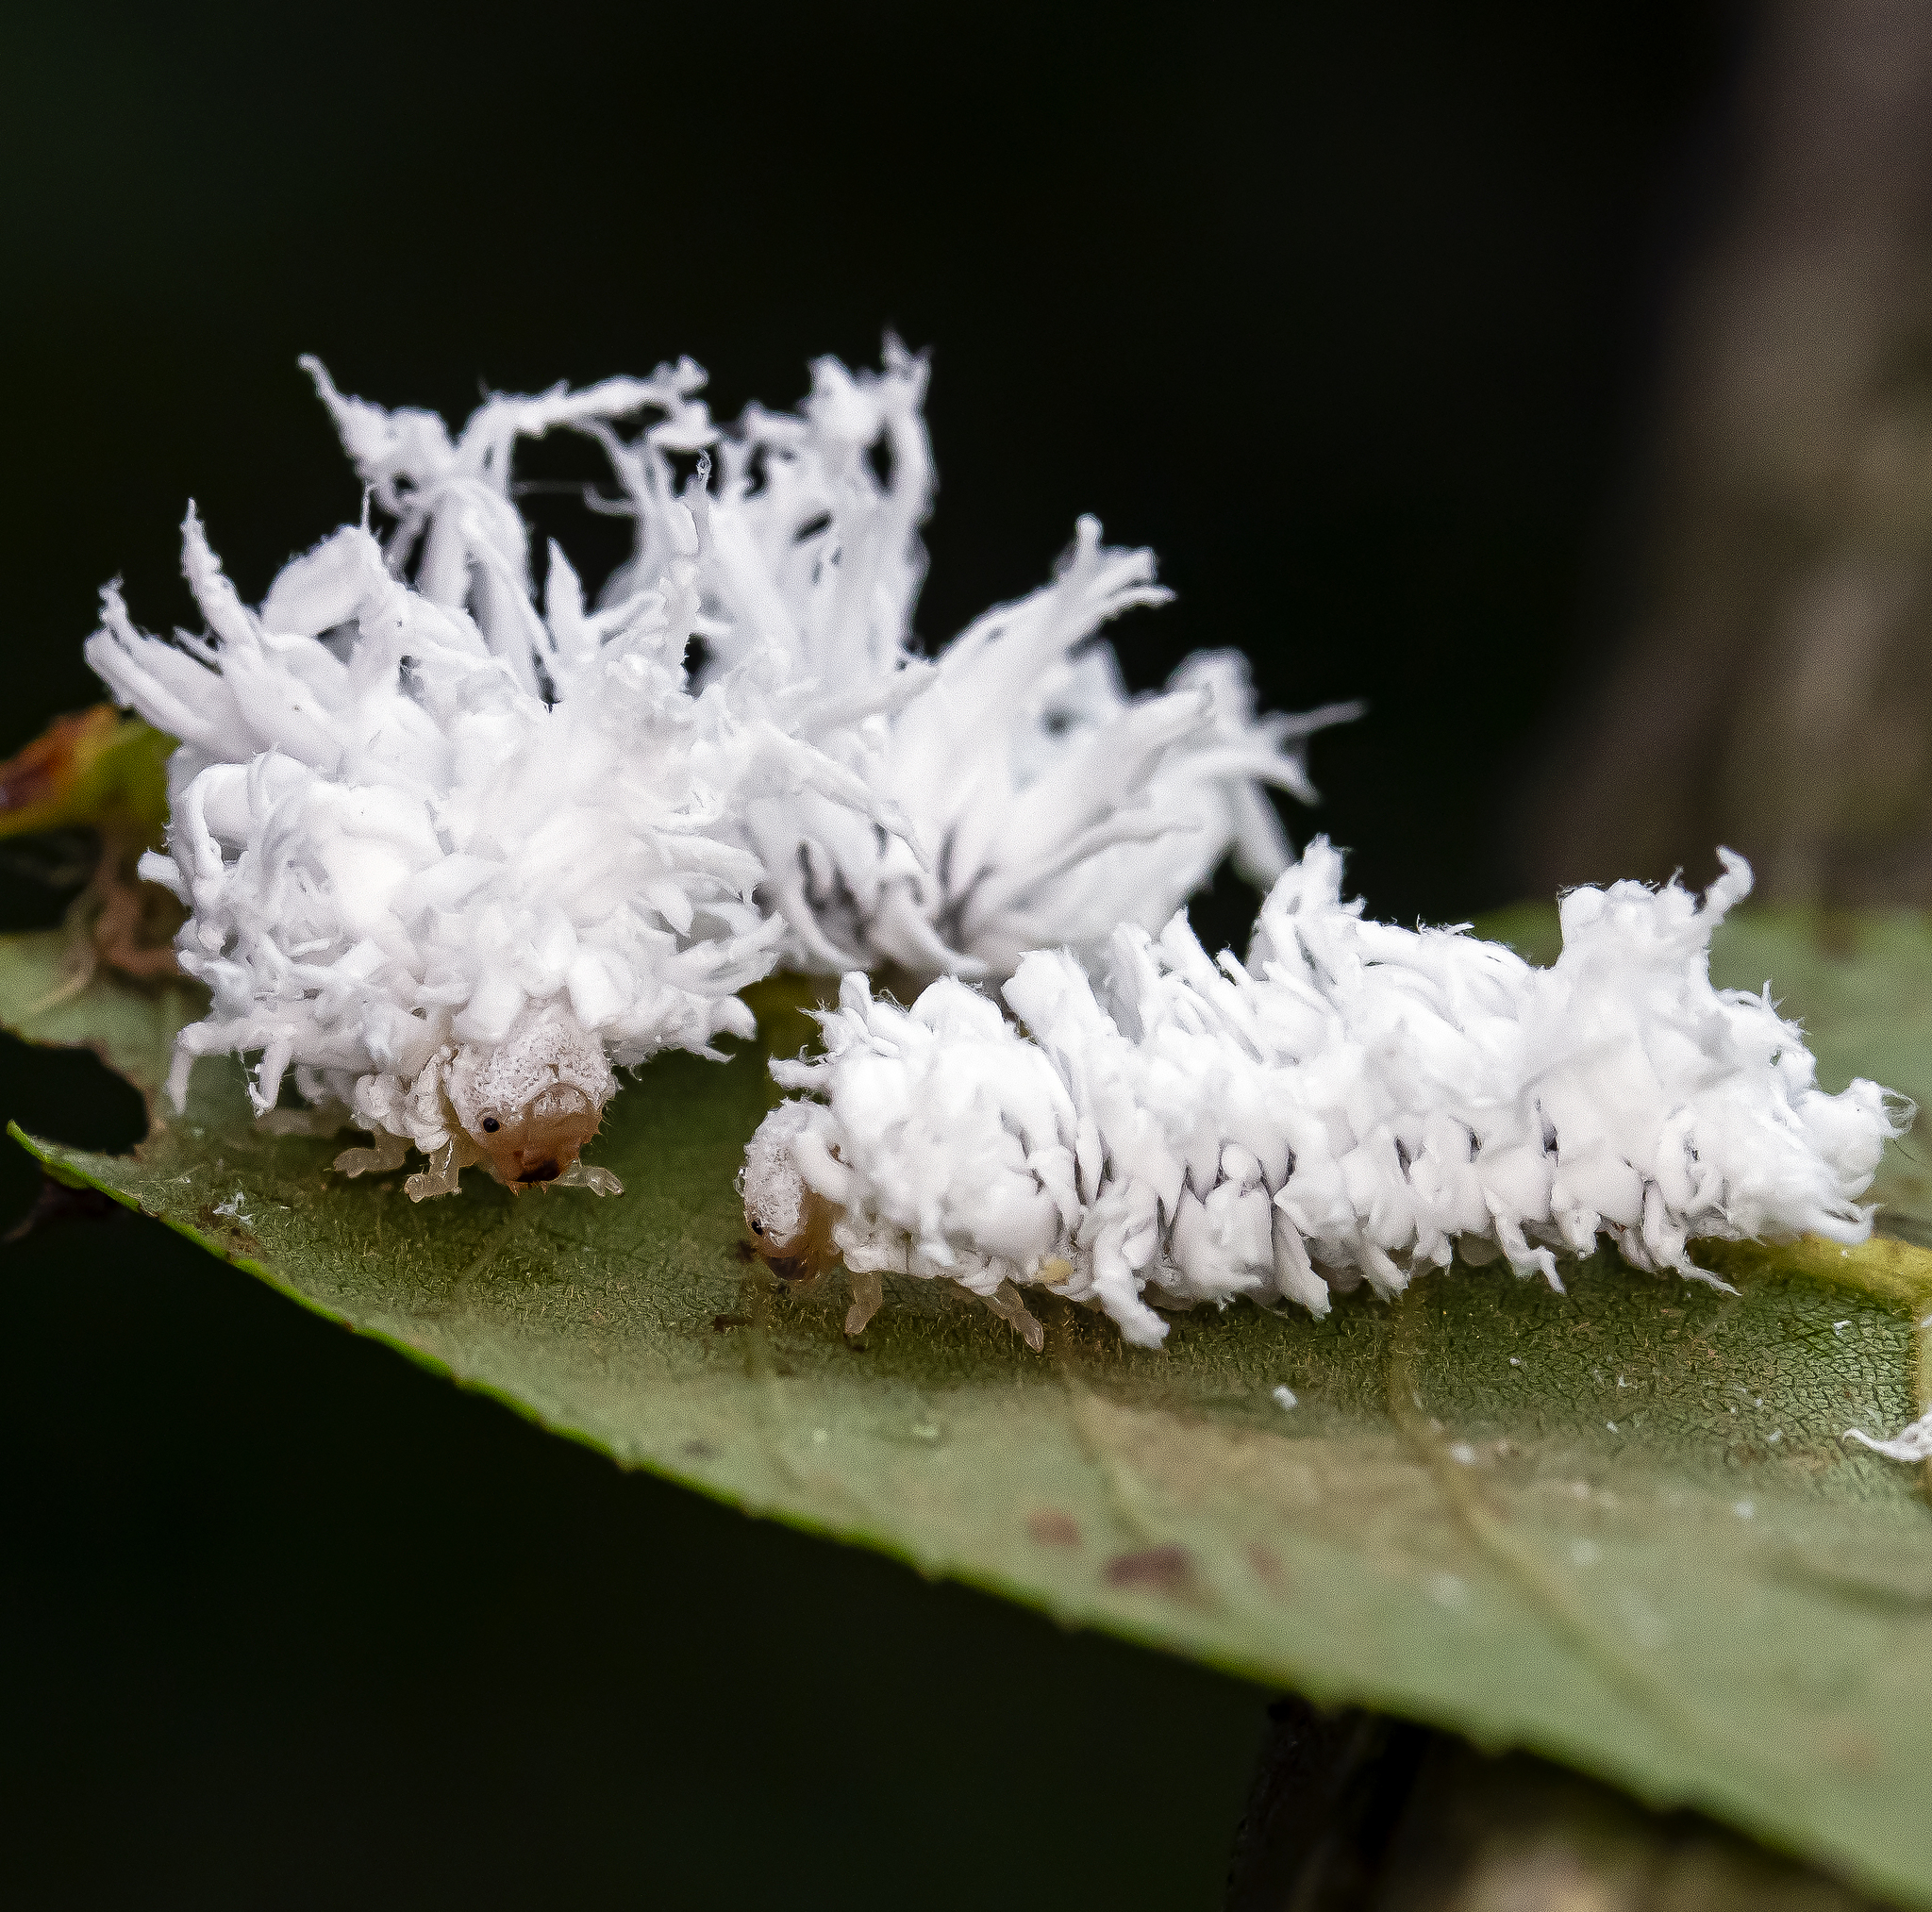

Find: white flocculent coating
<box><xmin>604</xmin><ymin>341</ymin><xmax>1364</xmax><ymax>979</ymax></box>
<box><xmin>741</xmin><ymin>840</ymin><xmax>1910</xmax><ymax>1348</ymax></box>
<box><xmin>85</xmin><ymin>489</ymin><xmax>898</xmax><ymax>1200</ymax></box>
<box><xmin>310</xmin><ymin>344</ymin><xmax>1358</xmax><ymax>982</ymax></box>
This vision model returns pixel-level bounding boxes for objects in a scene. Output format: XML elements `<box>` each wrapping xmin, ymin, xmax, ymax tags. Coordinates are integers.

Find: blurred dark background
<box><xmin>0</xmin><ymin>3</ymin><xmax>1805</xmax><ymax>1905</ymax></box>
<box><xmin>5</xmin><ymin>2</ymin><xmax>1746</xmax><ymax>932</ymax></box>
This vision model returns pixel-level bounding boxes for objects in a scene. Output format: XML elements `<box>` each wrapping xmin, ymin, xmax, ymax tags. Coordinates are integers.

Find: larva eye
<box><xmin>482</xmin><ymin>1117</ymin><xmax>501</xmax><ymax>1134</ymax></box>
<box><xmin>751</xmin><ymin>1219</ymin><xmax>764</xmax><ymax>1234</ymax></box>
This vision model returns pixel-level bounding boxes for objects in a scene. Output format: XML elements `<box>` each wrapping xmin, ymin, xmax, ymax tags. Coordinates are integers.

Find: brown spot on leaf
<box><xmin>1104</xmin><ymin>1543</ymin><xmax>1196</xmax><ymax>1597</ymax></box>
<box><xmin>1824</xmin><ymin>1722</ymin><xmax>1880</xmax><ymax>1773</ymax></box>
<box><xmin>0</xmin><ymin>707</ymin><xmax>109</xmax><ymax>823</ymax></box>
<box><xmin>0</xmin><ymin>751</ymin><xmax>61</xmax><ymax>813</ymax></box>
<box><xmin>1247</xmin><ymin>1541</ymin><xmax>1288</xmax><ymax>1590</ymax></box>
<box><xmin>711</xmin><ymin>1313</ymin><xmax>751</xmax><ymax>1332</ymax></box>
<box><xmin>195</xmin><ymin>1203</ymin><xmax>261</xmax><ymax>1255</ymax></box>
<box><xmin>1027</xmin><ymin>1508</ymin><xmax>1081</xmax><ymax>1548</ymax></box>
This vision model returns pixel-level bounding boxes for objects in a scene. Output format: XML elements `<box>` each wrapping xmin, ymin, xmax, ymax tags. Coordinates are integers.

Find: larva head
<box><xmin>447</xmin><ymin>1000</ymin><xmax>617</xmax><ymax>1189</ymax></box>
<box><xmin>469</xmin><ymin>1081</ymin><xmax>604</xmax><ymax>1186</ymax></box>
<box><xmin>740</xmin><ymin>1101</ymin><xmax>838</xmax><ymax>1279</ymax></box>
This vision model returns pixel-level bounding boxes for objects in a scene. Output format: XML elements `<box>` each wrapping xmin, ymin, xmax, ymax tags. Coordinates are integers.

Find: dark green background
<box><xmin>1</xmin><ymin>6</ymin><xmax>1733</xmax><ymax>1904</ymax></box>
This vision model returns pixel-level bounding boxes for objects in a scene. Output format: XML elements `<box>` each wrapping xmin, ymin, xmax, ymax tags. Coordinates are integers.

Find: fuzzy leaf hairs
<box><xmin>307</xmin><ymin>343</ymin><xmax>1358</xmax><ymax>982</ymax></box>
<box><xmin>741</xmin><ymin>841</ymin><xmax>1910</xmax><ymax>1349</ymax></box>
<box><xmin>85</xmin><ymin>496</ymin><xmax>896</xmax><ymax>1201</ymax></box>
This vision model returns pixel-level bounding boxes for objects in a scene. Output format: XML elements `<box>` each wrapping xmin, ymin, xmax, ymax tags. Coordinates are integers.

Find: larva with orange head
<box><xmin>740</xmin><ymin>1102</ymin><xmax>841</xmax><ymax>1277</ymax></box>
<box><xmin>743</xmin><ymin>845</ymin><xmax>1910</xmax><ymax>1354</ymax></box>
<box><xmin>87</xmin><ymin>463</ymin><xmax>875</xmax><ymax>1199</ymax></box>
<box><xmin>740</xmin><ymin>1104</ymin><xmax>1028</xmax><ymax>1344</ymax></box>
<box><xmin>741</xmin><ymin>977</ymin><xmax>1072</xmax><ymax>1348</ymax></box>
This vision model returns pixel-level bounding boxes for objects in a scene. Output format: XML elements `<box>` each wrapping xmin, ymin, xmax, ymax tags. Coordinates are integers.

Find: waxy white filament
<box><xmin>308</xmin><ymin>341</ymin><xmax>1353</xmax><ymax>982</ymax></box>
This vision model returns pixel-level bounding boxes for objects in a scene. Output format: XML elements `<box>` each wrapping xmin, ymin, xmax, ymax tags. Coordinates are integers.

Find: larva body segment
<box><xmin>742</xmin><ymin>841</ymin><xmax>1911</xmax><ymax>1349</ymax></box>
<box><xmin>740</xmin><ymin>974</ymin><xmax>1082</xmax><ymax>1344</ymax></box>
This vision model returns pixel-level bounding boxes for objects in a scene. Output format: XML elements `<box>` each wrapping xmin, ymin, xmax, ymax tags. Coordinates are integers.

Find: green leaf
<box><xmin>8</xmin><ymin>924</ymin><xmax>1932</xmax><ymax>1904</ymax></box>
<box><xmin>0</xmin><ymin>928</ymin><xmax>198</xmax><ymax>1106</ymax></box>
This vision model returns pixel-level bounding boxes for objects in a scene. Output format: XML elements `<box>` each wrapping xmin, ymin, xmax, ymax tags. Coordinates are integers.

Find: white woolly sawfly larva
<box><xmin>741</xmin><ymin>842</ymin><xmax>1911</xmax><ymax>1351</ymax></box>
<box><xmin>88</xmin><ymin>475</ymin><xmax>885</xmax><ymax>1205</ymax></box>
